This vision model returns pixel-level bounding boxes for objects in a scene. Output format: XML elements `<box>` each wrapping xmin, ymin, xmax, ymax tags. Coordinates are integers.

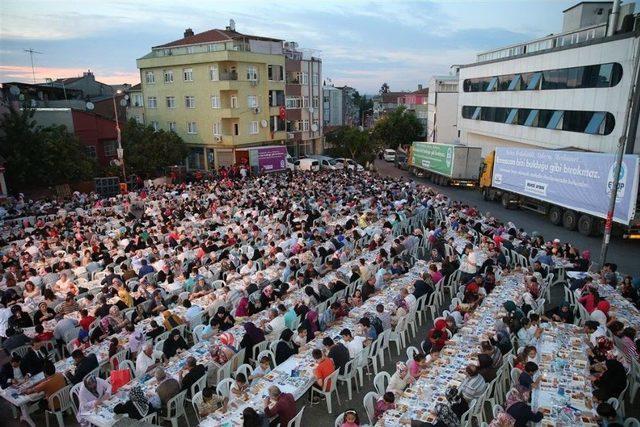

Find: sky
<box><xmin>0</xmin><ymin>0</ymin><xmax>632</xmax><ymax>94</ymax></box>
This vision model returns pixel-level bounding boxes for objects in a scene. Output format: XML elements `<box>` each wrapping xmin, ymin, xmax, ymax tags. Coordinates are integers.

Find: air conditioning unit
<box><xmin>214</xmin><ymin>135</ymin><xmax>222</xmax><ymax>142</ymax></box>
<box><xmin>287</xmin><ymin>133</ymin><xmax>294</xmax><ymax>139</ymax></box>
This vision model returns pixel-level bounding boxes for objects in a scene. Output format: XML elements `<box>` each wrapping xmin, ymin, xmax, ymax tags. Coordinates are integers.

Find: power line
<box><xmin>23</xmin><ymin>48</ymin><xmax>43</xmax><ymax>84</ymax></box>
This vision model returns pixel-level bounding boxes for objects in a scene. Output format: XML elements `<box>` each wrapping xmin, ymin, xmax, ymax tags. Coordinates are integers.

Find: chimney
<box><xmin>418</xmin><ymin>84</ymin><xmax>423</xmax><ymax>91</ymax></box>
<box><xmin>83</xmin><ymin>70</ymin><xmax>94</xmax><ymax>80</ymax></box>
<box><xmin>184</xmin><ymin>28</ymin><xmax>194</xmax><ymax>38</ymax></box>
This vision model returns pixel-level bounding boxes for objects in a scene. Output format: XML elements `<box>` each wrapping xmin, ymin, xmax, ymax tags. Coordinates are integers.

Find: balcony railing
<box><xmin>219</xmin><ymin>71</ymin><xmax>238</xmax><ymax>81</ymax></box>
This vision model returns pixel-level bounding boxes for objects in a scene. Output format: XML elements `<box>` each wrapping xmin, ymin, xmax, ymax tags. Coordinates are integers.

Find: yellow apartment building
<box><xmin>136</xmin><ymin>24</ymin><xmax>288</xmax><ymax>169</ymax></box>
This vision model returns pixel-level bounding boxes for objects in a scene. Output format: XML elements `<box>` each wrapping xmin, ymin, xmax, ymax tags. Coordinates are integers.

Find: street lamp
<box><xmin>112</xmin><ymin>89</ymin><xmax>127</xmax><ymax>183</ymax></box>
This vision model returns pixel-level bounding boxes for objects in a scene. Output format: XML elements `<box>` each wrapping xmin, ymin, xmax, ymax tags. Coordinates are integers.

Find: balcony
<box><xmin>215</xmin><ymin>108</ymin><xmax>236</xmax><ymax>118</ymax></box>
<box><xmin>219</xmin><ymin>71</ymin><xmax>238</xmax><ymax>81</ymax></box>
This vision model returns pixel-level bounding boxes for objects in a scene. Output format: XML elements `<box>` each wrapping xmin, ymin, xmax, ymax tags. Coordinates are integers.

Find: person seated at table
<box><xmin>152</xmin><ymin>368</ymin><xmax>180</xmax><ymax>415</ymax></box>
<box><xmin>387</xmin><ymin>362</ymin><xmax>415</xmax><ymax>397</ymax></box>
<box><xmin>3</xmin><ymin>326</ymin><xmax>31</xmax><ymax>354</ymax></box>
<box><xmin>249</xmin><ymin>356</ymin><xmax>272</xmax><ymax>384</ymax></box>
<box><xmin>239</xmin><ymin>322</ymin><xmax>265</xmax><ymax>364</ymax></box>
<box><xmin>146</xmin><ymin>320</ymin><xmax>165</xmax><ymax>340</ymax></box>
<box><xmin>32</xmin><ymin>324</ymin><xmax>53</xmax><ymax>343</ymax></box>
<box><xmin>114</xmin><ymin>280</ymin><xmax>133</xmax><ymax>309</ymax></box>
<box><xmin>22</xmin><ymin>281</ymin><xmax>41</xmax><ymax>300</ymax></box>
<box><xmin>518</xmin><ymin>362</ymin><xmax>541</xmax><ymax>390</ymax></box>
<box><xmin>107</xmin><ymin>306</ymin><xmax>129</xmax><ymax>332</ymax></box>
<box><xmin>162</xmin><ymin>329</ymin><xmax>188</xmax><ymax>359</ymax></box>
<box><xmin>513</xmin><ymin>346</ymin><xmax>537</xmax><ymax>371</ymax></box>
<box><xmin>178</xmin><ymin>356</ymin><xmax>206</xmax><ymax>397</ymax></box>
<box><xmin>65</xmin><ymin>349</ymin><xmax>99</xmax><ymax>385</ymax></box>
<box><xmin>33</xmin><ymin>302</ymin><xmax>55</xmax><ymax>325</ymax></box>
<box><xmin>310</xmin><ymin>348</ymin><xmax>335</xmax><ymax>403</ymax></box>
<box><xmin>357</xmin><ymin>317</ymin><xmax>377</xmax><ymax>342</ymax></box>
<box><xmin>93</xmin><ymin>296</ymin><xmax>112</xmax><ymax>319</ymax></box>
<box><xmin>0</xmin><ymin>354</ymin><xmax>27</xmax><ymax>388</ymax></box>
<box><xmin>53</xmin><ymin>273</ymin><xmax>78</xmax><ymax>296</ymax></box>
<box><xmin>596</xmin><ymin>401</ymin><xmax>624</xmax><ymax>426</ymax></box>
<box><xmin>422</xmin><ymin>319</ymin><xmax>448</xmax><ymax>354</ymax></box>
<box><xmin>477</xmin><ymin>353</ymin><xmax>497</xmax><ymax>382</ymax></box>
<box><xmin>198</xmin><ymin>386</ymin><xmax>228</xmax><ymax>417</ymax></box>
<box><xmin>230</xmin><ymin>372</ymin><xmax>249</xmax><ymax>399</ymax></box>
<box><xmin>407</xmin><ymin>352</ymin><xmax>430</xmax><ymax>379</ymax></box>
<box><xmin>458</xmin><ymin>364</ymin><xmax>486</xmax><ymax>403</ymax></box>
<box><xmin>546</xmin><ymin>301</ymin><xmax>574</xmax><ymax>324</ymax></box>
<box><xmin>516</xmin><ymin>317</ymin><xmax>542</xmax><ymax>347</ymax></box>
<box><xmin>578</xmin><ymin>288</ymin><xmax>601</xmax><ymax>314</ymax></box>
<box><xmin>135</xmin><ymin>344</ymin><xmax>163</xmax><ymax>377</ymax></box>
<box><xmin>373</xmin><ymin>392</ymin><xmax>396</xmax><ymax>421</ymax></box>
<box><xmin>242</xmin><ymin>406</ymin><xmax>270</xmax><ymax>427</ymax></box>
<box><xmin>114</xmin><ymin>385</ymin><xmax>151</xmax><ymax>419</ymax></box>
<box><xmin>23</xmin><ymin>360</ymin><xmax>66</xmax><ymax>410</ymax></box>
<box><xmin>504</xmin><ymin>385</ymin><xmax>543</xmax><ymax>427</ymax></box>
<box><xmin>57</xmin><ymin>293</ymin><xmax>80</xmax><ymax>316</ymax></box>
<box><xmin>262</xmin><ymin>385</ymin><xmax>296</xmax><ymax>426</ymax></box>
<box><xmin>148</xmin><ymin>291</ymin><xmax>167</xmax><ymax>315</ymax></box>
<box><xmin>70</xmin><ymin>328</ymin><xmax>92</xmax><ymax>352</ymax></box>
<box><xmin>590</xmin><ymin>300</ymin><xmax>610</xmax><ymax>327</ymax></box>
<box><xmin>274</xmin><ymin>329</ymin><xmax>299</xmax><ymax>365</ymax></box>
<box><xmin>76</xmin><ymin>374</ymin><xmax>111</xmax><ymax>426</ymax></box>
<box><xmin>584</xmin><ymin>320</ymin><xmax>607</xmax><ymax>347</ymax></box>
<box><xmin>348</xmin><ymin>289</ymin><xmax>363</xmax><ymax>307</ymax></box>
<box><xmin>211</xmin><ymin>306</ymin><xmax>235</xmax><ymax>331</ymax></box>
<box><xmin>592</xmin><ymin>358</ymin><xmax>627</xmax><ymax>400</ymax></box>
<box><xmin>162</xmin><ymin>310</ymin><xmax>185</xmax><ymax>332</ymax></box>
<box><xmin>480</xmin><ymin>340</ymin><xmax>503</xmax><ymax>370</ymax></box>
<box><xmin>8</xmin><ymin>305</ymin><xmax>33</xmax><ymax>329</ymax></box>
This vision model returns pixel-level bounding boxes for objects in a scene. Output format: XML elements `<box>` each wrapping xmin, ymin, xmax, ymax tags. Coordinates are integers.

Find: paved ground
<box><xmin>374</xmin><ymin>159</ymin><xmax>640</xmax><ymax>276</ymax></box>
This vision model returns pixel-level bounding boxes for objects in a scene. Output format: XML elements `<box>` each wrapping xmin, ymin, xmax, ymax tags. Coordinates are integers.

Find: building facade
<box><xmin>338</xmin><ymin>86</ymin><xmax>359</xmax><ymax>127</ymax></box>
<box><xmin>137</xmin><ymin>25</ymin><xmax>288</xmax><ymax>170</ymax></box>
<box><xmin>53</xmin><ymin>70</ymin><xmax>114</xmax><ymax>98</ymax></box>
<box><xmin>458</xmin><ymin>1</ymin><xmax>639</xmax><ymax>156</ymax></box>
<box><xmin>426</xmin><ymin>75</ymin><xmax>459</xmax><ymax>143</ymax></box>
<box><xmin>284</xmin><ymin>42</ymin><xmax>323</xmax><ymax>157</ymax></box>
<box><xmin>126</xmin><ymin>83</ymin><xmax>145</xmax><ymax>124</ymax></box>
<box><xmin>323</xmin><ymin>85</ymin><xmax>343</xmax><ymax>127</ymax></box>
<box><xmin>398</xmin><ymin>86</ymin><xmax>429</xmax><ymax>138</ymax></box>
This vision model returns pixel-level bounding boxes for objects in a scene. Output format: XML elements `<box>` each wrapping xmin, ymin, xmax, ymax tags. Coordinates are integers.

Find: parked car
<box><xmin>333</xmin><ymin>158</ymin><xmax>364</xmax><ymax>171</ymax></box>
<box><xmin>294</xmin><ymin>158</ymin><xmax>320</xmax><ymax>171</ymax></box>
<box><xmin>383</xmin><ymin>149</ymin><xmax>396</xmax><ymax>162</ymax></box>
<box><xmin>309</xmin><ymin>155</ymin><xmax>339</xmax><ymax>170</ymax></box>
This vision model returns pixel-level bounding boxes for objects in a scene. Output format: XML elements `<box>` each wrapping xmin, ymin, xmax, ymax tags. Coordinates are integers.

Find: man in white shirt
<box><xmin>584</xmin><ymin>320</ymin><xmax>606</xmax><ymax>347</ymax></box>
<box><xmin>135</xmin><ymin>344</ymin><xmax>163</xmax><ymax>377</ymax></box>
<box><xmin>264</xmin><ymin>308</ymin><xmax>285</xmax><ymax>337</ymax></box>
<box><xmin>459</xmin><ymin>244</ymin><xmax>477</xmax><ymax>282</ymax></box>
<box><xmin>340</xmin><ymin>328</ymin><xmax>366</xmax><ymax>358</ymax></box>
<box><xmin>401</xmin><ymin>288</ymin><xmax>417</xmax><ymax>312</ymax></box>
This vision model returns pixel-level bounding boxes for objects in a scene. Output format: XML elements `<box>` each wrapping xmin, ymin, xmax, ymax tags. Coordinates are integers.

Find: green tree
<box><xmin>371</xmin><ymin>106</ymin><xmax>423</xmax><ymax>149</ymax></box>
<box><xmin>119</xmin><ymin>119</ymin><xmax>189</xmax><ymax>178</ymax></box>
<box><xmin>325</xmin><ymin>126</ymin><xmax>380</xmax><ymax>165</ymax></box>
<box><xmin>0</xmin><ymin>106</ymin><xmax>95</xmax><ymax>190</ymax></box>
<box><xmin>379</xmin><ymin>82</ymin><xmax>390</xmax><ymax>94</ymax></box>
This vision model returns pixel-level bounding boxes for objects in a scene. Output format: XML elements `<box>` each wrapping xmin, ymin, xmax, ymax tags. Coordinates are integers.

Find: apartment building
<box><xmin>283</xmin><ymin>42</ymin><xmax>323</xmax><ymax>157</ymax></box>
<box><xmin>426</xmin><ymin>74</ymin><xmax>459</xmax><ymax>143</ymax></box>
<box><xmin>136</xmin><ymin>23</ymin><xmax>288</xmax><ymax>169</ymax></box>
<box><xmin>126</xmin><ymin>83</ymin><xmax>144</xmax><ymax>124</ymax></box>
<box><xmin>323</xmin><ymin>84</ymin><xmax>343</xmax><ymax>127</ymax></box>
<box><xmin>398</xmin><ymin>86</ymin><xmax>429</xmax><ymax>138</ymax></box>
<box><xmin>458</xmin><ymin>1</ymin><xmax>640</xmax><ymax>156</ymax></box>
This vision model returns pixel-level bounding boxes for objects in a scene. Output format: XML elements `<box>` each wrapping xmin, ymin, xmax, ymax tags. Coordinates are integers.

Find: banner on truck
<box><xmin>252</xmin><ymin>146</ymin><xmax>287</xmax><ymax>172</ymax></box>
<box><xmin>492</xmin><ymin>147</ymin><xmax>640</xmax><ymax>225</ymax></box>
<box><xmin>412</xmin><ymin>142</ymin><xmax>454</xmax><ymax>176</ymax></box>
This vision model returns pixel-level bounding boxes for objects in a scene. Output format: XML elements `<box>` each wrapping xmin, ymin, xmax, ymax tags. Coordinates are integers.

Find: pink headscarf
<box><xmin>582</xmin><ymin>250</ymin><xmax>591</xmax><ymax>261</ymax></box>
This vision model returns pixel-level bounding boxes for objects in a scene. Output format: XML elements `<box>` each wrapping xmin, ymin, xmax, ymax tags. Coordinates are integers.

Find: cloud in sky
<box><xmin>0</xmin><ymin>0</ymin><xmax>619</xmax><ymax>93</ymax></box>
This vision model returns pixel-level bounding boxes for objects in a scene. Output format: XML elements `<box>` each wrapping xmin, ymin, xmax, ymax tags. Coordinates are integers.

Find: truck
<box><xmin>234</xmin><ymin>146</ymin><xmax>293</xmax><ymax>173</ymax></box>
<box><xmin>480</xmin><ymin>147</ymin><xmax>640</xmax><ymax>238</ymax></box>
<box><xmin>409</xmin><ymin>141</ymin><xmax>482</xmax><ymax>186</ymax></box>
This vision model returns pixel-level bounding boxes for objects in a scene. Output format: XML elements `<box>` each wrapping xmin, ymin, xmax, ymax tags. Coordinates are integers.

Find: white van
<box><xmin>383</xmin><ymin>149</ymin><xmax>396</xmax><ymax>162</ymax></box>
<box><xmin>309</xmin><ymin>155</ymin><xmax>338</xmax><ymax>170</ymax></box>
<box><xmin>294</xmin><ymin>158</ymin><xmax>320</xmax><ymax>171</ymax></box>
<box><xmin>333</xmin><ymin>158</ymin><xmax>364</xmax><ymax>172</ymax></box>
<box><xmin>286</xmin><ymin>154</ymin><xmax>295</xmax><ymax>171</ymax></box>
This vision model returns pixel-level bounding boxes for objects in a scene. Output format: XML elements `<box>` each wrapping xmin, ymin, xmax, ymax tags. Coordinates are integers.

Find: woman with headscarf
<box><xmin>108</xmin><ymin>306</ymin><xmax>128</xmax><ymax>332</ymax></box>
<box><xmin>260</xmin><ymin>285</ymin><xmax>276</xmax><ymax>308</ymax></box>
<box><xmin>592</xmin><ymin>358</ymin><xmax>627</xmax><ymax>400</ymax></box>
<box><xmin>210</xmin><ymin>332</ymin><xmax>237</xmax><ymax>365</ymax></box>
<box><xmin>489</xmin><ymin>411</ymin><xmax>516</xmax><ymax>427</ymax></box>
<box><xmin>503</xmin><ymin>301</ymin><xmax>525</xmax><ymax>333</ymax></box>
<box><xmin>422</xmin><ymin>319</ymin><xmax>448</xmax><ymax>354</ymax></box>
<box><xmin>161</xmin><ymin>310</ymin><xmax>185</xmax><ymax>331</ymax></box>
<box><xmin>477</xmin><ymin>353</ymin><xmax>497</xmax><ymax>382</ymax></box>
<box><xmin>386</xmin><ymin>362</ymin><xmax>414</xmax><ymax>397</ymax></box>
<box><xmin>211</xmin><ymin>306</ymin><xmax>235</xmax><ymax>331</ymax></box>
<box><xmin>114</xmin><ymin>385</ymin><xmax>149</xmax><ymax>419</ymax></box>
<box><xmin>240</xmin><ymin>322</ymin><xmax>265</xmax><ymax>364</ymax></box>
<box><xmin>491</xmin><ymin>317</ymin><xmax>513</xmax><ymax>354</ymax></box>
<box><xmin>504</xmin><ymin>385</ymin><xmax>543</xmax><ymax>427</ymax></box>
<box><xmin>590</xmin><ymin>300</ymin><xmax>610</xmax><ymax>327</ymax></box>
<box><xmin>235</xmin><ymin>296</ymin><xmax>250</xmax><ymax>317</ymax></box>
<box><xmin>77</xmin><ymin>375</ymin><xmax>111</xmax><ymax>425</ymax></box>
<box><xmin>275</xmin><ymin>328</ymin><xmax>299</xmax><ymax>365</ymax></box>
<box><xmin>162</xmin><ymin>329</ymin><xmax>188</xmax><ymax>359</ymax></box>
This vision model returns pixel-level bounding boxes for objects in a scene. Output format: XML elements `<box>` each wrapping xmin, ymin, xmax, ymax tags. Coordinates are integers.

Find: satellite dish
<box><xmin>124</xmin><ymin>95</ymin><xmax>130</xmax><ymax>101</ymax></box>
<box><xmin>110</xmin><ymin>159</ymin><xmax>121</xmax><ymax>167</ymax></box>
<box><xmin>311</xmin><ymin>124</ymin><xmax>318</xmax><ymax>132</ymax></box>
<box><xmin>119</xmin><ymin>99</ymin><xmax>127</xmax><ymax>107</ymax></box>
<box><xmin>18</xmin><ymin>94</ymin><xmax>25</xmax><ymax>101</ymax></box>
<box><xmin>260</xmin><ymin>119</ymin><xmax>268</xmax><ymax>128</ymax></box>
<box><xmin>308</xmin><ymin>107</ymin><xmax>314</xmax><ymax>113</ymax></box>
<box><xmin>86</xmin><ymin>102</ymin><xmax>95</xmax><ymax>110</ymax></box>
<box><xmin>9</xmin><ymin>86</ymin><xmax>20</xmax><ymax>96</ymax></box>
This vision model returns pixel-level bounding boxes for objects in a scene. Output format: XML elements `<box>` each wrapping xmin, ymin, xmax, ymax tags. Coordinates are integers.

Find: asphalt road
<box><xmin>374</xmin><ymin>159</ymin><xmax>640</xmax><ymax>276</ymax></box>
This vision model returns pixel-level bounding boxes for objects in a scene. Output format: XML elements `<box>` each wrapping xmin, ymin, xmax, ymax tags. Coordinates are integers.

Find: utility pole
<box><xmin>23</xmin><ymin>48</ymin><xmax>43</xmax><ymax>84</ymax></box>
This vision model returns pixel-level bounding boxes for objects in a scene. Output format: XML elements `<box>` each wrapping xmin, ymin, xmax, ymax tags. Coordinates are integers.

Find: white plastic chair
<box><xmin>216</xmin><ymin>378</ymin><xmax>234</xmax><ymax>398</ymax></box>
<box><xmin>389</xmin><ymin>317</ymin><xmax>407</xmax><ymax>355</ymax></box>
<box><xmin>607</xmin><ymin>397</ymin><xmax>620</xmax><ymax>410</ymax></box>
<box><xmin>70</xmin><ymin>382</ymin><xmax>82</xmax><ymax>415</ymax></box>
<box><xmin>363</xmin><ymin>391</ymin><xmax>378</xmax><ymax>425</ymax></box>
<box><xmin>334</xmin><ymin>412</ymin><xmax>345</xmax><ymax>427</ymax></box>
<box><xmin>256</xmin><ymin>349</ymin><xmax>276</xmax><ymax>368</ymax></box>
<box><xmin>287</xmin><ymin>406</ymin><xmax>305</xmax><ymax>427</ymax></box>
<box><xmin>310</xmin><ymin>369</ymin><xmax>341</xmax><ymax>413</ymax></box>
<box><xmin>337</xmin><ymin>359</ymin><xmax>359</xmax><ymax>400</ymax></box>
<box><xmin>192</xmin><ymin>324</ymin><xmax>207</xmax><ymax>343</ymax></box>
<box><xmin>405</xmin><ymin>346</ymin><xmax>419</xmax><ymax>361</ymax></box>
<box><xmin>45</xmin><ymin>384</ymin><xmax>73</xmax><ymax>427</ymax></box>
<box><xmin>625</xmin><ymin>418</ymin><xmax>640</xmax><ymax>427</ymax></box>
<box><xmin>191</xmin><ymin>390</ymin><xmax>204</xmax><ymax>423</ymax></box>
<box><xmin>234</xmin><ymin>363</ymin><xmax>253</xmax><ymax>380</ymax></box>
<box><xmin>140</xmin><ymin>412</ymin><xmax>158</xmax><ymax>425</ymax></box>
<box><xmin>159</xmin><ymin>389</ymin><xmax>189</xmax><ymax>427</ymax></box>
<box><xmin>373</xmin><ymin>371</ymin><xmax>390</xmax><ymax>395</ymax></box>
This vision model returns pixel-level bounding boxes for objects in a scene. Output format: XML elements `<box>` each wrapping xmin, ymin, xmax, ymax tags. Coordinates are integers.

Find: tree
<box><xmin>0</xmin><ymin>106</ymin><xmax>95</xmax><ymax>190</ymax></box>
<box><xmin>119</xmin><ymin>119</ymin><xmax>189</xmax><ymax>178</ymax></box>
<box><xmin>371</xmin><ymin>106</ymin><xmax>423</xmax><ymax>149</ymax></box>
<box><xmin>379</xmin><ymin>82</ymin><xmax>390</xmax><ymax>95</ymax></box>
<box><xmin>325</xmin><ymin>126</ymin><xmax>380</xmax><ymax>165</ymax></box>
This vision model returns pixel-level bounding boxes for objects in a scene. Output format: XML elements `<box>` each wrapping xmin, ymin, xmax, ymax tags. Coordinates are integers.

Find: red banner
<box><xmin>279</xmin><ymin>106</ymin><xmax>286</xmax><ymax>120</ymax></box>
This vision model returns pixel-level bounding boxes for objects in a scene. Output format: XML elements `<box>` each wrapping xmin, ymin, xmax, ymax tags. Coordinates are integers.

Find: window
<box><xmin>286</xmin><ymin>96</ymin><xmax>301</xmax><ymax>109</ymax></box>
<box><xmin>231</xmin><ymin>96</ymin><xmax>238</xmax><ymax>109</ymax></box>
<box><xmin>246</xmin><ymin>65</ymin><xmax>258</xmax><ymax>81</ymax></box>
<box><xmin>183</xmin><ymin>68</ymin><xmax>193</xmax><ymax>81</ymax></box>
<box><xmin>249</xmin><ymin>121</ymin><xmax>259</xmax><ymax>134</ymax></box>
<box><xmin>269</xmin><ymin>90</ymin><xmax>285</xmax><ymax>107</ymax></box>
<box><xmin>312</xmin><ymin>73</ymin><xmax>319</xmax><ymax>85</ymax></box>
<box><xmin>166</xmin><ymin>96</ymin><xmax>176</xmax><ymax>108</ymax></box>
<box><xmin>150</xmin><ymin>121</ymin><xmax>159</xmax><ymax>131</ymax></box>
<box><xmin>462</xmin><ymin>105</ymin><xmax>615</xmax><ymax>135</ymax></box>
<box><xmin>185</xmin><ymin>96</ymin><xmax>195</xmax><ymax>108</ymax></box>
<box><xmin>302</xmin><ymin>96</ymin><xmax>309</xmax><ymax>108</ymax></box>
<box><xmin>84</xmin><ymin>145</ymin><xmax>97</xmax><ymax>159</ymax></box>
<box><xmin>463</xmin><ymin>63</ymin><xmax>623</xmax><ymax>92</ymax></box>
<box><xmin>168</xmin><ymin>122</ymin><xmax>177</xmax><ymax>132</ymax></box>
<box><xmin>132</xmin><ymin>94</ymin><xmax>143</xmax><ymax>107</ymax></box>
<box><xmin>301</xmin><ymin>72</ymin><xmax>308</xmax><ymax>85</ymax></box>
<box><xmin>312</xmin><ymin>96</ymin><xmax>319</xmax><ymax>109</ymax></box>
<box><xmin>103</xmin><ymin>140</ymin><xmax>117</xmax><ymax>157</ymax></box>
<box><xmin>211</xmin><ymin>96</ymin><xmax>220</xmax><ymax>109</ymax></box>
<box><xmin>145</xmin><ymin>71</ymin><xmax>155</xmax><ymax>84</ymax></box>
<box><xmin>163</xmin><ymin>70</ymin><xmax>174</xmax><ymax>83</ymax></box>
<box><xmin>302</xmin><ymin>119</ymin><xmax>309</xmax><ymax>131</ymax></box>
<box><xmin>186</xmin><ymin>46</ymin><xmax>194</xmax><ymax>54</ymax></box>
<box><xmin>212</xmin><ymin>122</ymin><xmax>221</xmax><ymax>135</ymax></box>
<box><xmin>268</xmin><ymin>65</ymin><xmax>283</xmax><ymax>81</ymax></box>
<box><xmin>233</xmin><ymin>123</ymin><xmax>239</xmax><ymax>135</ymax></box>
<box><xmin>147</xmin><ymin>97</ymin><xmax>157</xmax><ymax>108</ymax></box>
<box><xmin>135</xmin><ymin>115</ymin><xmax>143</xmax><ymax>124</ymax></box>
<box><xmin>247</xmin><ymin>95</ymin><xmax>258</xmax><ymax>108</ymax></box>
<box><xmin>187</xmin><ymin>122</ymin><xmax>198</xmax><ymax>134</ymax></box>
<box><xmin>209</xmin><ymin>65</ymin><xmax>219</xmax><ymax>81</ymax></box>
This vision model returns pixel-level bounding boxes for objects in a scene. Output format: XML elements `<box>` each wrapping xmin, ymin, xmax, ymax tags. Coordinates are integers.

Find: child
<box><xmin>374</xmin><ymin>392</ymin><xmax>396</xmax><ymax>421</ymax></box>
<box><xmin>341</xmin><ymin>409</ymin><xmax>360</xmax><ymax>427</ymax></box>
<box><xmin>248</xmin><ymin>356</ymin><xmax>271</xmax><ymax>384</ymax></box>
<box><xmin>230</xmin><ymin>373</ymin><xmax>249</xmax><ymax>398</ymax></box>
<box><xmin>199</xmin><ymin>387</ymin><xmax>228</xmax><ymax>416</ymax></box>
<box><xmin>33</xmin><ymin>324</ymin><xmax>54</xmax><ymax>342</ymax></box>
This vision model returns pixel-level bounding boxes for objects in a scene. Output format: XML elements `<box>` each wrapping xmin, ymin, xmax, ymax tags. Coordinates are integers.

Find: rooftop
<box><xmin>153</xmin><ymin>28</ymin><xmax>282</xmax><ymax>49</ymax></box>
<box><xmin>562</xmin><ymin>1</ymin><xmax>612</xmax><ymax>13</ymax></box>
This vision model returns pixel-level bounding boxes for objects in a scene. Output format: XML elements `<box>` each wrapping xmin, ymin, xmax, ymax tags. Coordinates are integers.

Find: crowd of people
<box><xmin>0</xmin><ymin>166</ymin><xmax>637</xmax><ymax>427</ymax></box>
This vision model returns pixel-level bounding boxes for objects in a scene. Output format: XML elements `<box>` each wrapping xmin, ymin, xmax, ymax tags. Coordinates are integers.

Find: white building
<box><xmin>323</xmin><ymin>85</ymin><xmax>343</xmax><ymax>127</ymax></box>
<box><xmin>426</xmin><ymin>74</ymin><xmax>459</xmax><ymax>143</ymax></box>
<box><xmin>457</xmin><ymin>1</ymin><xmax>639</xmax><ymax>156</ymax></box>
